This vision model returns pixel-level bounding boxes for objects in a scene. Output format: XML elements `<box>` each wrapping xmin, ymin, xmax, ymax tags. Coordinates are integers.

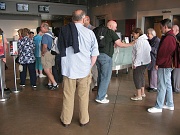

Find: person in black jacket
<box><xmin>52</xmin><ymin>27</ymin><xmax>63</xmax><ymax>83</ymax></box>
<box><xmin>146</xmin><ymin>28</ymin><xmax>160</xmax><ymax>92</ymax></box>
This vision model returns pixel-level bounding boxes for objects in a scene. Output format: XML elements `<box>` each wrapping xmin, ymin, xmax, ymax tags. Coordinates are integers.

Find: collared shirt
<box><xmin>61</xmin><ymin>23</ymin><xmax>99</xmax><ymax>79</ymax></box>
<box><xmin>42</xmin><ymin>31</ymin><xmax>53</xmax><ymax>51</ymax></box>
<box><xmin>86</xmin><ymin>24</ymin><xmax>95</xmax><ymax>30</ymax></box>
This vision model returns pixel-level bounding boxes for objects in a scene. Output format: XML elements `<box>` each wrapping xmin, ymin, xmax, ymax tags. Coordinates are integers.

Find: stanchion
<box><xmin>0</xmin><ymin>60</ymin><xmax>9</xmax><ymax>102</ymax></box>
<box><xmin>11</xmin><ymin>56</ymin><xmax>21</xmax><ymax>93</ymax></box>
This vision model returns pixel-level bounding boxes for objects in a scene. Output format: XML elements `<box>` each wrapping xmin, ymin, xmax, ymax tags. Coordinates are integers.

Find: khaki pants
<box><xmin>60</xmin><ymin>73</ymin><xmax>92</xmax><ymax>124</ymax></box>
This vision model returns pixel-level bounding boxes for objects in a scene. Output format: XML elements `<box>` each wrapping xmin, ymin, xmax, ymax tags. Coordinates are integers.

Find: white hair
<box><xmin>147</xmin><ymin>28</ymin><xmax>156</xmax><ymax>37</ymax></box>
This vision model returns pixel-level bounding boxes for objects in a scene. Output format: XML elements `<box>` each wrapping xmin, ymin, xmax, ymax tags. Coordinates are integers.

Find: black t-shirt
<box><xmin>99</xmin><ymin>29</ymin><xmax>119</xmax><ymax>57</ymax></box>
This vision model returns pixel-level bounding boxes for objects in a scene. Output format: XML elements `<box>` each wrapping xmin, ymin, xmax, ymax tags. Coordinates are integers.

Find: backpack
<box><xmin>93</xmin><ymin>26</ymin><xmax>108</xmax><ymax>48</ymax></box>
<box><xmin>44</xmin><ymin>33</ymin><xmax>59</xmax><ymax>55</ymax></box>
<box><xmin>167</xmin><ymin>34</ymin><xmax>180</xmax><ymax>68</ymax></box>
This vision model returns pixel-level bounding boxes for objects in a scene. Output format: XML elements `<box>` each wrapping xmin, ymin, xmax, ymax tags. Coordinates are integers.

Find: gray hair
<box><xmin>173</xmin><ymin>25</ymin><xmax>179</xmax><ymax>31</ymax></box>
<box><xmin>41</xmin><ymin>22</ymin><xmax>49</xmax><ymax>30</ymax></box>
<box><xmin>147</xmin><ymin>28</ymin><xmax>156</xmax><ymax>37</ymax></box>
<box><xmin>72</xmin><ymin>9</ymin><xmax>86</xmax><ymax>21</ymax></box>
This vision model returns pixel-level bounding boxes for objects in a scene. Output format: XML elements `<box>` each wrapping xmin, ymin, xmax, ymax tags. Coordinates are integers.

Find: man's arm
<box><xmin>115</xmin><ymin>39</ymin><xmax>134</xmax><ymax>48</ymax></box>
<box><xmin>91</xmin><ymin>56</ymin><xmax>97</xmax><ymax>67</ymax></box>
<box><xmin>41</xmin><ymin>44</ymin><xmax>48</xmax><ymax>56</ymax></box>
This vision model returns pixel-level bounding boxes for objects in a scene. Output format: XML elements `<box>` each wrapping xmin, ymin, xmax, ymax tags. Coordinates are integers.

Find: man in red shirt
<box><xmin>148</xmin><ymin>19</ymin><xmax>176</xmax><ymax>113</ymax></box>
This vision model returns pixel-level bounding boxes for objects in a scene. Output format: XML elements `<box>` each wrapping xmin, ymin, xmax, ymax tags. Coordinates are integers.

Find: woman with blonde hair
<box><xmin>18</xmin><ymin>28</ymin><xmax>36</xmax><ymax>88</ymax></box>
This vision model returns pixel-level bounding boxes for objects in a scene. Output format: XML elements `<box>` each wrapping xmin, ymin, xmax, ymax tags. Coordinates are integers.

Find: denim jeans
<box><xmin>20</xmin><ymin>63</ymin><xmax>37</xmax><ymax>86</ymax></box>
<box><xmin>96</xmin><ymin>53</ymin><xmax>112</xmax><ymax>100</ymax></box>
<box><xmin>155</xmin><ymin>68</ymin><xmax>174</xmax><ymax>109</ymax></box>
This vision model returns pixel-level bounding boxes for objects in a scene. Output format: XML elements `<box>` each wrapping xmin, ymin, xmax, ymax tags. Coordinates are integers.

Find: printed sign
<box><xmin>9</xmin><ymin>41</ymin><xmax>18</xmax><ymax>56</ymax></box>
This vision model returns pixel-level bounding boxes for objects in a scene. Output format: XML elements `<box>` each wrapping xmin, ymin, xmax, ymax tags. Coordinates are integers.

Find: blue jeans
<box><xmin>155</xmin><ymin>68</ymin><xmax>174</xmax><ymax>109</ymax></box>
<box><xmin>96</xmin><ymin>53</ymin><xmax>112</xmax><ymax>100</ymax></box>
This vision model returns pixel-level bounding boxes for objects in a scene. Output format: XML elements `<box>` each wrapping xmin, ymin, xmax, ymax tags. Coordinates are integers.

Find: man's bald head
<box><xmin>107</xmin><ymin>20</ymin><xmax>117</xmax><ymax>31</ymax></box>
<box><xmin>172</xmin><ymin>25</ymin><xmax>179</xmax><ymax>35</ymax></box>
<box><xmin>72</xmin><ymin>9</ymin><xmax>86</xmax><ymax>22</ymax></box>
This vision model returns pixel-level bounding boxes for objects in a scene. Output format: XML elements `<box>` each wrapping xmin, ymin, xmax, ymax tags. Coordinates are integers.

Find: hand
<box><xmin>114</xmin><ymin>44</ymin><xmax>118</xmax><ymax>48</ymax></box>
<box><xmin>133</xmin><ymin>65</ymin><xmax>136</xmax><ymax>69</ymax></box>
<box><xmin>41</xmin><ymin>53</ymin><xmax>45</xmax><ymax>57</ymax></box>
<box><xmin>130</xmin><ymin>40</ymin><xmax>136</xmax><ymax>46</ymax></box>
<box><xmin>155</xmin><ymin>65</ymin><xmax>158</xmax><ymax>70</ymax></box>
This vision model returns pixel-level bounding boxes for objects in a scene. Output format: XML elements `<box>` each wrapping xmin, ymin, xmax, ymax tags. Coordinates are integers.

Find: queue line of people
<box><xmin>1</xmin><ymin>9</ymin><xmax>180</xmax><ymax>127</ymax></box>
<box><xmin>16</xmin><ymin>25</ymin><xmax>60</xmax><ymax>90</ymax></box>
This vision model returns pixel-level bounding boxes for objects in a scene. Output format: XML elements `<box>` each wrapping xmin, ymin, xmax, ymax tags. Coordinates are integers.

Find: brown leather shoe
<box><xmin>80</xmin><ymin>121</ymin><xmax>89</xmax><ymax>127</ymax></box>
<box><xmin>92</xmin><ymin>86</ymin><xmax>98</xmax><ymax>91</ymax></box>
<box><xmin>60</xmin><ymin>119</ymin><xmax>69</xmax><ymax>127</ymax></box>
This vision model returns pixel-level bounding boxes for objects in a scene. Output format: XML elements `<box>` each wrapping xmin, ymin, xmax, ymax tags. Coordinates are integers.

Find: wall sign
<box><xmin>38</xmin><ymin>5</ymin><xmax>49</xmax><ymax>13</ymax></box>
<box><xmin>0</xmin><ymin>2</ymin><xmax>6</xmax><ymax>10</ymax></box>
<box><xmin>16</xmin><ymin>3</ymin><xmax>29</xmax><ymax>12</ymax></box>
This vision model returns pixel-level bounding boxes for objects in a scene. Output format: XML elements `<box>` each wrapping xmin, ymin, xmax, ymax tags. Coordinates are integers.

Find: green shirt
<box><xmin>99</xmin><ymin>29</ymin><xmax>119</xmax><ymax>57</ymax></box>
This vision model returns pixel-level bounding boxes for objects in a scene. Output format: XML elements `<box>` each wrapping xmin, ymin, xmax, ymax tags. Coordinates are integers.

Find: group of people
<box><xmin>59</xmin><ymin>10</ymin><xmax>180</xmax><ymax>126</ymax></box>
<box><xmin>1</xmin><ymin>9</ymin><xmax>179</xmax><ymax>126</ymax></box>
<box><xmin>16</xmin><ymin>24</ymin><xmax>60</xmax><ymax>90</ymax></box>
<box><xmin>147</xmin><ymin>19</ymin><xmax>180</xmax><ymax>113</ymax></box>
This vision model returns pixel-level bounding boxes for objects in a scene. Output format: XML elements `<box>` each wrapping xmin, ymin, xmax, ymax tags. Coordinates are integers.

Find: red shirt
<box><xmin>156</xmin><ymin>30</ymin><xmax>176</xmax><ymax>68</ymax></box>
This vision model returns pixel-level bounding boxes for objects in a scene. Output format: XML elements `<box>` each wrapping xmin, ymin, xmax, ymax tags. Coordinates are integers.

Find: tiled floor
<box><xmin>0</xmin><ymin>56</ymin><xmax>180</xmax><ymax>135</ymax></box>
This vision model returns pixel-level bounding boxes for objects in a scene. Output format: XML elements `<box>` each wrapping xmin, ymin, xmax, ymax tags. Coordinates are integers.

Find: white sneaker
<box><xmin>163</xmin><ymin>105</ymin><xmax>174</xmax><ymax>110</ymax></box>
<box><xmin>134</xmin><ymin>94</ymin><xmax>146</xmax><ymax>98</ymax></box>
<box><xmin>39</xmin><ymin>74</ymin><xmax>46</xmax><ymax>78</ymax></box>
<box><xmin>147</xmin><ymin>107</ymin><xmax>162</xmax><ymax>113</ymax></box>
<box><xmin>105</xmin><ymin>94</ymin><xmax>108</xmax><ymax>98</ymax></box>
<box><xmin>95</xmin><ymin>98</ymin><xmax>109</xmax><ymax>104</ymax></box>
<box><xmin>131</xmin><ymin>96</ymin><xmax>142</xmax><ymax>101</ymax></box>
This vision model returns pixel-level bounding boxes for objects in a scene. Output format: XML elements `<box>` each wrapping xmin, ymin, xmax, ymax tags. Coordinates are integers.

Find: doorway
<box><xmin>144</xmin><ymin>16</ymin><xmax>163</xmax><ymax>38</ymax></box>
<box><xmin>173</xmin><ymin>15</ymin><xmax>180</xmax><ymax>27</ymax></box>
<box><xmin>96</xmin><ymin>15</ymin><xmax>106</xmax><ymax>27</ymax></box>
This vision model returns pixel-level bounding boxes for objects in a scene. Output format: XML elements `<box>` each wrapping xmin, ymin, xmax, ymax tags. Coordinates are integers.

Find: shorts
<box><xmin>41</xmin><ymin>51</ymin><xmax>55</xmax><ymax>69</ymax></box>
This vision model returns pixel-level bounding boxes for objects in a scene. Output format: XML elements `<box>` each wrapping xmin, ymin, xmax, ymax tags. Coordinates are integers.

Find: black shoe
<box><xmin>45</xmin><ymin>84</ymin><xmax>53</xmax><ymax>89</ymax></box>
<box><xmin>80</xmin><ymin>121</ymin><xmax>89</xmax><ymax>127</ymax></box>
<box><xmin>148</xmin><ymin>88</ymin><xmax>157</xmax><ymax>92</ymax></box>
<box><xmin>4</xmin><ymin>88</ymin><xmax>10</xmax><ymax>91</ymax></box>
<box><xmin>51</xmin><ymin>84</ymin><xmax>59</xmax><ymax>90</ymax></box>
<box><xmin>32</xmin><ymin>85</ymin><xmax>37</xmax><ymax>88</ymax></box>
<box><xmin>147</xmin><ymin>87</ymin><xmax>153</xmax><ymax>90</ymax></box>
<box><xmin>60</xmin><ymin>119</ymin><xmax>69</xmax><ymax>127</ymax></box>
<box><xmin>92</xmin><ymin>86</ymin><xmax>98</xmax><ymax>91</ymax></box>
<box><xmin>20</xmin><ymin>84</ymin><xmax>25</xmax><ymax>87</ymax></box>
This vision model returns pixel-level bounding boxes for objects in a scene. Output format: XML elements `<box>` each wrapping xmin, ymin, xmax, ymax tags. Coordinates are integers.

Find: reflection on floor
<box><xmin>0</xmin><ymin>57</ymin><xmax>180</xmax><ymax>135</ymax></box>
